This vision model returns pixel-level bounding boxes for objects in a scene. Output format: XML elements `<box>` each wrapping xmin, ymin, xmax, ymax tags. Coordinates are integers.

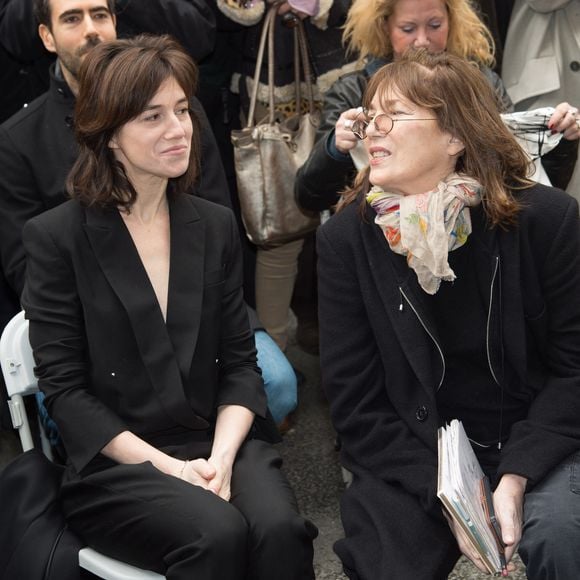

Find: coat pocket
<box><xmin>204</xmin><ymin>267</ymin><xmax>225</xmax><ymax>287</ymax></box>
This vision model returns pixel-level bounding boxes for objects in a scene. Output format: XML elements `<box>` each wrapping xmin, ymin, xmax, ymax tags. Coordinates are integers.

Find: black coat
<box><xmin>21</xmin><ymin>194</ymin><xmax>267</xmax><ymax>475</ymax></box>
<box><xmin>317</xmin><ymin>183</ymin><xmax>580</xmax><ymax>576</ymax></box>
<box><xmin>0</xmin><ymin>0</ymin><xmax>215</xmax><ymax>66</ymax></box>
<box><xmin>0</xmin><ymin>65</ymin><xmax>231</xmax><ymax>298</ymax></box>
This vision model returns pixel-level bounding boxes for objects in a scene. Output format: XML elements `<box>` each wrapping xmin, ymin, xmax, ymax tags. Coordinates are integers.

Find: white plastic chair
<box><xmin>0</xmin><ymin>311</ymin><xmax>165</xmax><ymax>580</ymax></box>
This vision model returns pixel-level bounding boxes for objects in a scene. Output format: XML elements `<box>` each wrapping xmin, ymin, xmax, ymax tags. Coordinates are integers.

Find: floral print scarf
<box><xmin>366</xmin><ymin>173</ymin><xmax>482</xmax><ymax>294</ymax></box>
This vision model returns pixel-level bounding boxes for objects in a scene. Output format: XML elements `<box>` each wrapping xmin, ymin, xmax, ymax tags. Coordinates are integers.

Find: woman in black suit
<box><xmin>317</xmin><ymin>49</ymin><xmax>580</xmax><ymax>579</ymax></box>
<box><xmin>21</xmin><ymin>35</ymin><xmax>316</xmax><ymax>580</ymax></box>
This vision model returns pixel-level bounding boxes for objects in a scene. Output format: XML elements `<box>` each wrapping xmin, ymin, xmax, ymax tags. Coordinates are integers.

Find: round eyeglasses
<box><xmin>351</xmin><ymin>110</ymin><xmax>438</xmax><ymax>140</ymax></box>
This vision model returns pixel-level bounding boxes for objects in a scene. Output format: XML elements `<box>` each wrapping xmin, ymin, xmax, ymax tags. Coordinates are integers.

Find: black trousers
<box><xmin>338</xmin><ymin>453</ymin><xmax>580</xmax><ymax>580</ymax></box>
<box><xmin>61</xmin><ymin>440</ymin><xmax>317</xmax><ymax>580</ymax></box>
<box><xmin>336</xmin><ymin>472</ymin><xmax>460</xmax><ymax>580</ymax></box>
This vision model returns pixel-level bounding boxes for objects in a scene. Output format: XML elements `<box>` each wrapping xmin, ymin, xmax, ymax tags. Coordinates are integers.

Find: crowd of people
<box><xmin>0</xmin><ymin>0</ymin><xmax>579</xmax><ymax>579</ymax></box>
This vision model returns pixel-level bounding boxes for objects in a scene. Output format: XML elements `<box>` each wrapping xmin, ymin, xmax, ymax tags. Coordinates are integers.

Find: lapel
<box><xmin>165</xmin><ymin>194</ymin><xmax>205</xmax><ymax>380</ymax></box>
<box><xmin>83</xmin><ymin>198</ymin><xmax>207</xmax><ymax>429</ymax></box>
<box><xmin>361</xmin><ymin>203</ymin><xmax>441</xmax><ymax>398</ymax></box>
<box><xmin>469</xmin><ymin>206</ymin><xmax>511</xmax><ymax>386</ymax></box>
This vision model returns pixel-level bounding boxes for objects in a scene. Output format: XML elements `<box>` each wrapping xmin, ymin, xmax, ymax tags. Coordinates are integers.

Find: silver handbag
<box><xmin>231</xmin><ymin>6</ymin><xmax>320</xmax><ymax>247</ymax></box>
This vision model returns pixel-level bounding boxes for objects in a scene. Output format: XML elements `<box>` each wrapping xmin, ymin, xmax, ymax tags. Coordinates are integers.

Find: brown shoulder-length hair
<box><xmin>338</xmin><ymin>49</ymin><xmax>532</xmax><ymax>227</ymax></box>
<box><xmin>66</xmin><ymin>34</ymin><xmax>200</xmax><ymax>210</ymax></box>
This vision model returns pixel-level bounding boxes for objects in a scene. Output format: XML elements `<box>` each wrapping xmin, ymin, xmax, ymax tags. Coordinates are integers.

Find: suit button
<box><xmin>415</xmin><ymin>406</ymin><xmax>428</xmax><ymax>422</ymax></box>
<box><xmin>571</xmin><ymin>61</ymin><xmax>580</xmax><ymax>72</ymax></box>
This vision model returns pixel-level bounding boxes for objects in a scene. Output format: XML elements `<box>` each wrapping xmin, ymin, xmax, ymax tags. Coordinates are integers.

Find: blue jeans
<box><xmin>519</xmin><ymin>451</ymin><xmax>580</xmax><ymax>579</ymax></box>
<box><xmin>254</xmin><ymin>330</ymin><xmax>297</xmax><ymax>424</ymax></box>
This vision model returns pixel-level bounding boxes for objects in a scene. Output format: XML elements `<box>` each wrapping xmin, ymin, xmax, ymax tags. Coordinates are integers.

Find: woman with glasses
<box><xmin>317</xmin><ymin>49</ymin><xmax>580</xmax><ymax>579</ymax></box>
<box><xmin>295</xmin><ymin>0</ymin><xmax>580</xmax><ymax>212</ymax></box>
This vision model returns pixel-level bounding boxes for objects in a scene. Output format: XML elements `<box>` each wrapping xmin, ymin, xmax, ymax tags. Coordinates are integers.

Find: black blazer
<box><xmin>21</xmin><ymin>194</ymin><xmax>267</xmax><ymax>474</ymax></box>
<box><xmin>317</xmin><ymin>183</ymin><xmax>580</xmax><ymax>518</ymax></box>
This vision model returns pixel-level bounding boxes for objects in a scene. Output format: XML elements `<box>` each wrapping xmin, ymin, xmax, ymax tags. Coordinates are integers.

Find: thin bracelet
<box><xmin>179</xmin><ymin>460</ymin><xmax>189</xmax><ymax>480</ymax></box>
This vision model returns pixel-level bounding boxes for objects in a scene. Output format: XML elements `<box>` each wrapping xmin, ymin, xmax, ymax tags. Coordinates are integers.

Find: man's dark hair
<box><xmin>33</xmin><ymin>0</ymin><xmax>116</xmax><ymax>29</ymax></box>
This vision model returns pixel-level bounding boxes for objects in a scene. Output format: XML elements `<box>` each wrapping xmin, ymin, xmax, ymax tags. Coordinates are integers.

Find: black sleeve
<box><xmin>215</xmin><ymin>209</ymin><xmax>267</xmax><ymax>415</ymax></box>
<box><xmin>0</xmin><ymin>125</ymin><xmax>46</xmax><ymax>296</ymax></box>
<box><xmin>325</xmin><ymin>0</ymin><xmax>351</xmax><ymax>27</ymax></box>
<box><xmin>481</xmin><ymin>66</ymin><xmax>514</xmax><ymax>113</ymax></box>
<box><xmin>541</xmin><ymin>138</ymin><xmax>579</xmax><ymax>191</ymax></box>
<box><xmin>189</xmin><ymin>96</ymin><xmax>233</xmax><ymax>210</ymax></box>
<box><xmin>116</xmin><ymin>0</ymin><xmax>216</xmax><ymax>62</ymax></box>
<box><xmin>0</xmin><ymin>0</ymin><xmax>46</xmax><ymax>63</ymax></box>
<box><xmin>295</xmin><ymin>73</ymin><xmax>365</xmax><ymax>212</ymax></box>
<box><xmin>22</xmin><ymin>217</ymin><xmax>128</xmax><ymax>472</ymax></box>
<box><xmin>498</xmin><ymin>193</ymin><xmax>580</xmax><ymax>486</ymax></box>
<box><xmin>296</xmin><ymin>133</ymin><xmax>357</xmax><ymax>211</ymax></box>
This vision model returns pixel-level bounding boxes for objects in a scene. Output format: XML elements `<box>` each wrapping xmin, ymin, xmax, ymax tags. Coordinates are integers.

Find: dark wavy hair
<box><xmin>66</xmin><ymin>34</ymin><xmax>200</xmax><ymax>210</ymax></box>
<box><xmin>338</xmin><ymin>49</ymin><xmax>532</xmax><ymax>227</ymax></box>
<box><xmin>34</xmin><ymin>0</ymin><xmax>116</xmax><ymax>28</ymax></box>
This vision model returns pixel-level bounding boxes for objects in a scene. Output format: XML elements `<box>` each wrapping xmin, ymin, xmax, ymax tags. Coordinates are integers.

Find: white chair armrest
<box><xmin>78</xmin><ymin>546</ymin><xmax>165</xmax><ymax>580</ymax></box>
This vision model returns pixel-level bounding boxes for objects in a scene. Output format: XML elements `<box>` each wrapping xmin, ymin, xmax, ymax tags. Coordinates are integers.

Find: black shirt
<box><xmin>427</xmin><ymin>240</ymin><xmax>527</xmax><ymax>473</ymax></box>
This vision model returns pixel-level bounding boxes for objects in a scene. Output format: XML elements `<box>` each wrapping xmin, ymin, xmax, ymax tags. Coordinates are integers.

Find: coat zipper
<box><xmin>399</xmin><ymin>287</ymin><xmax>446</xmax><ymax>390</ymax></box>
<box><xmin>486</xmin><ymin>256</ymin><xmax>501</xmax><ymax>386</ymax></box>
<box><xmin>486</xmin><ymin>255</ymin><xmax>504</xmax><ymax>449</ymax></box>
<box><xmin>400</xmin><ymin>255</ymin><xmax>503</xmax><ymax>450</ymax></box>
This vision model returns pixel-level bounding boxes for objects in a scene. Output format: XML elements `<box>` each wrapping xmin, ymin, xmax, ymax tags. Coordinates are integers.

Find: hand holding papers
<box><xmin>437</xmin><ymin>420</ymin><xmax>507</xmax><ymax>576</ymax></box>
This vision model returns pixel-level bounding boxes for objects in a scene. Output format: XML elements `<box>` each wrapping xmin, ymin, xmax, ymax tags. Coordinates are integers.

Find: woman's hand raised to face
<box><xmin>549</xmin><ymin>102</ymin><xmax>580</xmax><ymax>141</ymax></box>
<box><xmin>335</xmin><ymin>107</ymin><xmax>364</xmax><ymax>154</ymax></box>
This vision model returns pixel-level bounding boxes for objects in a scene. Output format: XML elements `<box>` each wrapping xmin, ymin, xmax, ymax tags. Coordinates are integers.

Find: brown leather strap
<box><xmin>246</xmin><ymin>5</ymin><xmax>315</xmax><ymax>128</ymax></box>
